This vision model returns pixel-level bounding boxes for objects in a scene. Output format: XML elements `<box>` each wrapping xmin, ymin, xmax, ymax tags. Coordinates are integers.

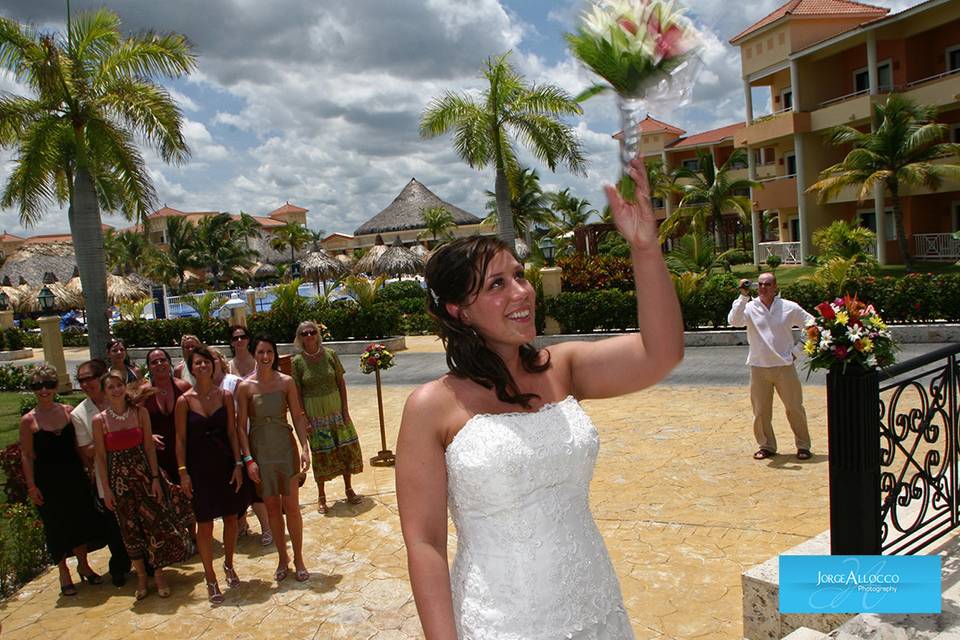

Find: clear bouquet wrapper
<box><xmin>567</xmin><ymin>0</ymin><xmax>704</xmax><ymax>198</ymax></box>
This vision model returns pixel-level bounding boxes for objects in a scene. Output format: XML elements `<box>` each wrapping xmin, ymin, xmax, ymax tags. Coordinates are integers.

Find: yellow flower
<box><xmin>804</xmin><ymin>340</ymin><xmax>817</xmax><ymax>355</ymax></box>
<box><xmin>859</xmin><ymin>337</ymin><xmax>873</xmax><ymax>352</ymax></box>
<box><xmin>835</xmin><ymin>311</ymin><xmax>849</xmax><ymax>326</ymax></box>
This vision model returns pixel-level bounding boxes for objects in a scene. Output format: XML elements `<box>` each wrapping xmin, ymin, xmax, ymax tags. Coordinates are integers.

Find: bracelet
<box><xmin>177</xmin><ymin>465</ymin><xmax>187</xmax><ymax>472</ymax></box>
<box><xmin>245</xmin><ymin>458</ymin><xmax>256</xmax><ymax>466</ymax></box>
<box><xmin>151</xmin><ymin>474</ymin><xmax>160</xmax><ymax>479</ymax></box>
<box><xmin>242</xmin><ymin>454</ymin><xmax>253</xmax><ymax>463</ymax></box>
<box><xmin>235</xmin><ymin>460</ymin><xmax>243</xmax><ymax>467</ymax></box>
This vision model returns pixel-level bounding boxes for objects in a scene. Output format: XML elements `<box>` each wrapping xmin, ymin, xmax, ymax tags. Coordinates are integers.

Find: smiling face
<box><xmin>108</xmin><ymin>341</ymin><xmax>127</xmax><ymax>364</ymax></box>
<box><xmin>102</xmin><ymin>375</ymin><xmax>127</xmax><ymax>403</ymax></box>
<box><xmin>191</xmin><ymin>352</ymin><xmax>214</xmax><ymax>382</ymax></box>
<box><xmin>77</xmin><ymin>363</ymin><xmax>103</xmax><ymax>400</ymax></box>
<box><xmin>450</xmin><ymin>249</ymin><xmax>536</xmax><ymax>348</ymax></box>
<box><xmin>181</xmin><ymin>338</ymin><xmax>200</xmax><ymax>359</ymax></box>
<box><xmin>253</xmin><ymin>340</ymin><xmax>277</xmax><ymax>370</ymax></box>
<box><xmin>758</xmin><ymin>272</ymin><xmax>778</xmax><ymax>305</ymax></box>
<box><xmin>147</xmin><ymin>350</ymin><xmax>171</xmax><ymax>381</ymax></box>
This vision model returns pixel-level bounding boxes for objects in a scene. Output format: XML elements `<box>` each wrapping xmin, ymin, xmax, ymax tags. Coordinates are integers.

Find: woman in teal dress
<box><xmin>292</xmin><ymin>321</ymin><xmax>363</xmax><ymax>514</ymax></box>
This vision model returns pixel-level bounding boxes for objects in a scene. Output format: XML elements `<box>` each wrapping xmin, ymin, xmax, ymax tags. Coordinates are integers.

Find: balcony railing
<box><xmin>906</xmin><ymin>67</ymin><xmax>960</xmax><ymax>89</ymax></box>
<box><xmin>914</xmin><ymin>233</ymin><xmax>960</xmax><ymax>261</ymax></box>
<box><xmin>758</xmin><ymin>241</ymin><xmax>801</xmax><ymax>264</ymax></box>
<box><xmin>818</xmin><ymin>88</ymin><xmax>869</xmax><ymax>109</ymax></box>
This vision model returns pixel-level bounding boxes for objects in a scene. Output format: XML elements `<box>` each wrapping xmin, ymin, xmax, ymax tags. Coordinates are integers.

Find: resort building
<box><xmin>730</xmin><ymin>0</ymin><xmax>960</xmax><ymax>264</ymax></box>
<box><xmin>321</xmin><ymin>178</ymin><xmax>493</xmax><ymax>253</ymax></box>
<box><xmin>137</xmin><ymin>202</ymin><xmax>306</xmax><ymax>247</ymax></box>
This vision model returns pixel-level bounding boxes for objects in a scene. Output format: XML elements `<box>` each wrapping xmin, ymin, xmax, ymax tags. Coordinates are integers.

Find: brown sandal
<box><xmin>345</xmin><ymin>489</ymin><xmax>362</xmax><ymax>505</ymax></box>
<box><xmin>753</xmin><ymin>449</ymin><xmax>776</xmax><ymax>460</ymax></box>
<box><xmin>796</xmin><ymin>449</ymin><xmax>812</xmax><ymax>460</ymax></box>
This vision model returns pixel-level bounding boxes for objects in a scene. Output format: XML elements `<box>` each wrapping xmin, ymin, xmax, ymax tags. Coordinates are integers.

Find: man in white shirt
<box><xmin>728</xmin><ymin>272</ymin><xmax>814</xmax><ymax>461</ymax></box>
<box><xmin>71</xmin><ymin>359</ymin><xmax>132</xmax><ymax>586</ymax></box>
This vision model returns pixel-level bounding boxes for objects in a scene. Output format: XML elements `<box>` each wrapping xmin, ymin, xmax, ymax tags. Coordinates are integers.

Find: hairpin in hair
<box><xmin>429</xmin><ymin>288</ymin><xmax>440</xmax><ymax>306</ymax></box>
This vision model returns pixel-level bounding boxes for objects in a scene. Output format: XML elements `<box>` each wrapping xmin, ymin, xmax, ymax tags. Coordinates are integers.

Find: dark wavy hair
<box><xmin>251</xmin><ymin>336</ymin><xmax>280</xmax><ymax>371</ymax></box>
<box><xmin>186</xmin><ymin>344</ymin><xmax>216</xmax><ymax>377</ymax></box>
<box><xmin>425</xmin><ymin>236</ymin><xmax>549</xmax><ymax>408</ymax></box>
<box><xmin>228</xmin><ymin>324</ymin><xmax>251</xmax><ymax>357</ymax></box>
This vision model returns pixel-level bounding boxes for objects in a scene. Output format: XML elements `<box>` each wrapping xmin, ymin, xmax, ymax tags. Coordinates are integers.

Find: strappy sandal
<box><xmin>60</xmin><ymin>582</ymin><xmax>78</xmax><ymax>596</ymax></box>
<box><xmin>753</xmin><ymin>449</ymin><xmax>776</xmax><ymax>460</ymax></box>
<box><xmin>156</xmin><ymin>582</ymin><xmax>171</xmax><ymax>598</ymax></box>
<box><xmin>317</xmin><ymin>497</ymin><xmax>328</xmax><ymax>514</ymax></box>
<box><xmin>223</xmin><ymin>563</ymin><xmax>240</xmax><ymax>588</ymax></box>
<box><xmin>345</xmin><ymin>489</ymin><xmax>362</xmax><ymax>505</ymax></box>
<box><xmin>260</xmin><ymin>531</ymin><xmax>273</xmax><ymax>547</ymax></box>
<box><xmin>134</xmin><ymin>586</ymin><xmax>149</xmax><ymax>601</ymax></box>
<box><xmin>295</xmin><ymin>568</ymin><xmax>310</xmax><ymax>582</ymax></box>
<box><xmin>274</xmin><ymin>565</ymin><xmax>290</xmax><ymax>582</ymax></box>
<box><xmin>206</xmin><ymin>581</ymin><xmax>224</xmax><ymax>604</ymax></box>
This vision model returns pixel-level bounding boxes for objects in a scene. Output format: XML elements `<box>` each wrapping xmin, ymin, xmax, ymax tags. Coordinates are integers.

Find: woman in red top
<box><xmin>93</xmin><ymin>370</ymin><xmax>194</xmax><ymax>601</ymax></box>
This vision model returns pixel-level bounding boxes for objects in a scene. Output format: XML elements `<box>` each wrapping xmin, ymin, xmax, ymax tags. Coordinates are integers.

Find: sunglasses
<box><xmin>77</xmin><ymin>375</ymin><xmax>97</xmax><ymax>384</ymax></box>
<box><xmin>231</xmin><ymin>335</ymin><xmax>249</xmax><ymax>342</ymax></box>
<box><xmin>30</xmin><ymin>380</ymin><xmax>58</xmax><ymax>391</ymax></box>
<box><xmin>299</xmin><ymin>330</ymin><xmax>318</xmax><ymax>337</ymax></box>
<box><xmin>148</xmin><ymin>358</ymin><xmax>169</xmax><ymax>366</ymax></box>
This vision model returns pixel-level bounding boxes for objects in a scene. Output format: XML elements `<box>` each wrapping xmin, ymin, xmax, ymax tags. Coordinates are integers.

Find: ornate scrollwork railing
<box><xmin>878</xmin><ymin>344</ymin><xmax>960</xmax><ymax>555</ymax></box>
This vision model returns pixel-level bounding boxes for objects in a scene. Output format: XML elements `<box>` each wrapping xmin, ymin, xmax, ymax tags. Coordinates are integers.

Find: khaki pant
<box><xmin>750</xmin><ymin>365</ymin><xmax>811</xmax><ymax>452</ymax></box>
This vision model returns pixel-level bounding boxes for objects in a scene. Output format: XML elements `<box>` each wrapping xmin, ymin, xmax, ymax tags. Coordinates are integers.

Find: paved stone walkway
<box><xmin>0</xmin><ymin>371</ymin><xmax>832</xmax><ymax>639</ymax></box>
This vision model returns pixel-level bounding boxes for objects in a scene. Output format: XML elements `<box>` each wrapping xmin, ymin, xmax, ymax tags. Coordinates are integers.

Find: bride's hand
<box><xmin>603</xmin><ymin>157</ymin><xmax>660</xmax><ymax>253</ymax></box>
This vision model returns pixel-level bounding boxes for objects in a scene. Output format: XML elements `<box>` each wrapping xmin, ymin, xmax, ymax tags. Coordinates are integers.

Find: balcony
<box><xmin>736</xmin><ymin>111</ymin><xmax>811</xmax><ymax>147</ymax></box>
<box><xmin>914</xmin><ymin>233</ymin><xmax>960</xmax><ymax>261</ymax></box>
<box><xmin>903</xmin><ymin>68</ymin><xmax>960</xmax><ymax>110</ymax></box>
<box><xmin>758</xmin><ymin>241</ymin><xmax>802</xmax><ymax>264</ymax></box>
<box><xmin>810</xmin><ymin>91</ymin><xmax>872</xmax><ymax>131</ymax></box>
<box><xmin>753</xmin><ymin>175</ymin><xmax>798</xmax><ymax>211</ymax></box>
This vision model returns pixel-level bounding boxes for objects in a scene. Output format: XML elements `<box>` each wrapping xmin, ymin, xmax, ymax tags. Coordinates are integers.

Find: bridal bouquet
<box><xmin>566</xmin><ymin>0</ymin><xmax>703</xmax><ymax>199</ymax></box>
<box><xmin>803</xmin><ymin>295</ymin><xmax>896</xmax><ymax>373</ymax></box>
<box><xmin>360</xmin><ymin>343</ymin><xmax>395</xmax><ymax>375</ymax></box>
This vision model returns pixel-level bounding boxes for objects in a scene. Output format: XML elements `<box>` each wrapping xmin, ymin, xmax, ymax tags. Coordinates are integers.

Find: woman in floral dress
<box><xmin>291</xmin><ymin>320</ymin><xmax>363</xmax><ymax>514</ymax></box>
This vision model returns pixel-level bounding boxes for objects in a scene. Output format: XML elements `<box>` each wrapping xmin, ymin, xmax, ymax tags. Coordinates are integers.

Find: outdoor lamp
<box><xmin>37</xmin><ymin>285</ymin><xmax>55</xmax><ymax>313</ymax></box>
<box><xmin>539</xmin><ymin>236</ymin><xmax>556</xmax><ymax>266</ymax></box>
<box><xmin>0</xmin><ymin>290</ymin><xmax>9</xmax><ymax>311</ymax></box>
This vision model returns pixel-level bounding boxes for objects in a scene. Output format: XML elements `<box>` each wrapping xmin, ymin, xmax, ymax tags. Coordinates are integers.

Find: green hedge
<box><xmin>557</xmin><ymin>254</ymin><xmax>634</xmax><ymax>292</ymax></box>
<box><xmin>0</xmin><ymin>502</ymin><xmax>48</xmax><ymax>596</ymax></box>
<box><xmin>543</xmin><ymin>272</ymin><xmax>960</xmax><ymax>332</ymax></box>
<box><xmin>112</xmin><ymin>317</ymin><xmax>229</xmax><ymax>347</ymax></box>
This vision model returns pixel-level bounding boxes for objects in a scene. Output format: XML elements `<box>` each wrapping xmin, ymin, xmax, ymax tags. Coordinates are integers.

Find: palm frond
<box><xmin>98</xmin><ymin>78</ymin><xmax>190</xmax><ymax>164</ymax></box>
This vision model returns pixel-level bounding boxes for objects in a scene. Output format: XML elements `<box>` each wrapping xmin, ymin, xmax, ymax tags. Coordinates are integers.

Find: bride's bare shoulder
<box><xmin>401</xmin><ymin>377</ymin><xmax>471</xmax><ymax>442</ymax></box>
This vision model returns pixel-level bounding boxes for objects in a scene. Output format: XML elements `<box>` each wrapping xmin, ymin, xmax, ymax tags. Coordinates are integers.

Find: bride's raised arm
<box><xmin>552</xmin><ymin>156</ymin><xmax>684</xmax><ymax>400</ymax></box>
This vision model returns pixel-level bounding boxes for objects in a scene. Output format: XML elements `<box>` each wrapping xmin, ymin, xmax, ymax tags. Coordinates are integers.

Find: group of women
<box><xmin>19</xmin><ymin>323</ymin><xmax>364</xmax><ymax>605</ymax></box>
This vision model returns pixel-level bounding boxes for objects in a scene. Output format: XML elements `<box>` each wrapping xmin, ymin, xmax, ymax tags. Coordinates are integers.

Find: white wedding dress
<box><xmin>445</xmin><ymin>396</ymin><xmax>635</xmax><ymax>640</ymax></box>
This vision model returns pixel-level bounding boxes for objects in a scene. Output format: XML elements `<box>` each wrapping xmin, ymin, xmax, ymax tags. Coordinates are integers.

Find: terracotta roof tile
<box><xmin>0</xmin><ymin>233</ymin><xmax>25</xmax><ymax>242</ymax></box>
<box><xmin>612</xmin><ymin>115</ymin><xmax>686</xmax><ymax>140</ymax></box>
<box><xmin>148</xmin><ymin>206</ymin><xmax>188</xmax><ymax>218</ymax></box>
<box><xmin>730</xmin><ymin>0</ymin><xmax>888</xmax><ymax>44</ymax></box>
<box><xmin>668</xmin><ymin>122</ymin><xmax>746</xmax><ymax>149</ymax></box>
<box><xmin>267</xmin><ymin>202</ymin><xmax>308</xmax><ymax>218</ymax></box>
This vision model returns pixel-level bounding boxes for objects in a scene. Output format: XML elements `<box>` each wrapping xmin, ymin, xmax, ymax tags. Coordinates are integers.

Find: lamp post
<box><xmin>36</xmin><ymin>286</ymin><xmax>70</xmax><ymax>392</ymax></box>
<box><xmin>539</xmin><ymin>236</ymin><xmax>556</xmax><ymax>267</ymax></box>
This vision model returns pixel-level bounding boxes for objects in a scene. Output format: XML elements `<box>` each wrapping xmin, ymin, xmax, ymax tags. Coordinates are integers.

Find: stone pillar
<box><xmin>789</xmin><ymin>60</ymin><xmax>800</xmax><ymax>112</ymax></box>
<box><xmin>0</xmin><ymin>310</ymin><xmax>13</xmax><ymax>330</ymax></box>
<box><xmin>874</xmin><ymin>183</ymin><xmax>887</xmax><ymax>265</ymax></box>
<box><xmin>866</xmin><ymin>31</ymin><xmax>879</xmax><ymax>96</ymax></box>
<box><xmin>38</xmin><ymin>316</ymin><xmax>71</xmax><ymax>392</ymax></box>
<box><xmin>793</xmin><ymin>133</ymin><xmax>810</xmax><ymax>263</ymax></box>
<box><xmin>540</xmin><ymin>267</ymin><xmax>562</xmax><ymax>336</ymax></box>
<box><xmin>246</xmin><ymin>290</ymin><xmax>257</xmax><ymax>314</ymax></box>
<box><xmin>230</xmin><ymin>305</ymin><xmax>247</xmax><ymax>328</ymax></box>
<box><xmin>748</xmin><ymin>148</ymin><xmax>761</xmax><ymax>267</ymax></box>
<box><xmin>743</xmin><ymin>81</ymin><xmax>753</xmax><ymax>125</ymax></box>
<box><xmin>660</xmin><ymin>150</ymin><xmax>673</xmax><ymax>218</ymax></box>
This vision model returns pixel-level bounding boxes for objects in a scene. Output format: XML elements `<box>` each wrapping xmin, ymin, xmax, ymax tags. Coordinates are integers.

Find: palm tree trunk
<box><xmin>69</xmin><ymin>167</ymin><xmax>111</xmax><ymax>359</ymax></box>
<box><xmin>290</xmin><ymin>244</ymin><xmax>296</xmax><ymax>280</ymax></box>
<box><xmin>495</xmin><ymin>167</ymin><xmax>515</xmax><ymax>246</ymax></box>
<box><xmin>890</xmin><ymin>188</ymin><xmax>912</xmax><ymax>270</ymax></box>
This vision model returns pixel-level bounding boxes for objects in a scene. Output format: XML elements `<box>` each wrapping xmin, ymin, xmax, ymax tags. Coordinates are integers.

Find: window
<box><xmin>732</xmin><ymin>187</ymin><xmax>750</xmax><ymax>197</ymax></box>
<box><xmin>953</xmin><ymin>202</ymin><xmax>960</xmax><ymax>232</ymax></box>
<box><xmin>951</xmin><ymin>123</ymin><xmax>960</xmax><ymax>144</ymax></box>
<box><xmin>859</xmin><ymin>207</ymin><xmax>896</xmax><ymax>240</ymax></box>
<box><xmin>681</xmin><ymin>158</ymin><xmax>699</xmax><ymax>172</ymax></box>
<box><xmin>784</xmin><ymin>153</ymin><xmax>797</xmax><ymax>177</ymax></box>
<box><xmin>854</xmin><ymin>60</ymin><xmax>892</xmax><ymax>93</ymax></box>
<box><xmin>781</xmin><ymin>88</ymin><xmax>793</xmax><ymax>111</ymax></box>
<box><xmin>948</xmin><ymin>46</ymin><xmax>960</xmax><ymax>72</ymax></box>
<box><xmin>884</xmin><ymin>210</ymin><xmax>897</xmax><ymax>240</ymax></box>
<box><xmin>651</xmin><ymin>197</ymin><xmax>665</xmax><ymax>209</ymax></box>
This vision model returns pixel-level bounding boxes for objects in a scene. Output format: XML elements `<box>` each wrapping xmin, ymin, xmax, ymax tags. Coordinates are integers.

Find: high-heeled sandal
<box><xmin>295</xmin><ymin>567</ymin><xmax>310</xmax><ymax>582</ymax></box>
<box><xmin>223</xmin><ymin>563</ymin><xmax>240</xmax><ymax>588</ymax></box>
<box><xmin>274</xmin><ymin>565</ymin><xmax>289</xmax><ymax>582</ymax></box>
<box><xmin>78</xmin><ymin>569</ymin><xmax>103</xmax><ymax>585</ymax></box>
<box><xmin>206</xmin><ymin>581</ymin><xmax>224</xmax><ymax>604</ymax></box>
<box><xmin>156</xmin><ymin>583</ymin><xmax>171</xmax><ymax>598</ymax></box>
<box><xmin>345</xmin><ymin>489</ymin><xmax>362</xmax><ymax>505</ymax></box>
<box><xmin>317</xmin><ymin>498</ymin><xmax>328</xmax><ymax>514</ymax></box>
<box><xmin>134</xmin><ymin>586</ymin><xmax>149</xmax><ymax>601</ymax></box>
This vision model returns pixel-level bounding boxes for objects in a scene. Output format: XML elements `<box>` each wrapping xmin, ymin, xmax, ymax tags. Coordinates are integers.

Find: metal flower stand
<box><xmin>369</xmin><ymin>365</ymin><xmax>395</xmax><ymax>467</ymax></box>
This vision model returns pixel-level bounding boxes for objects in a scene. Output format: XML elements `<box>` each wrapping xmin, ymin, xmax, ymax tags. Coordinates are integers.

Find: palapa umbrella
<box><xmin>352</xmin><ymin>244</ymin><xmax>388</xmax><ymax>275</ymax></box>
<box><xmin>26</xmin><ymin>282</ymin><xmax>82</xmax><ymax>312</ymax></box>
<box><xmin>66</xmin><ymin>274</ymin><xmax>150</xmax><ymax>305</ymax></box>
<box><xmin>253</xmin><ymin>262</ymin><xmax>278</xmax><ymax>281</ymax></box>
<box><xmin>372</xmin><ymin>238</ymin><xmax>424</xmax><ymax>278</ymax></box>
<box><xmin>335</xmin><ymin>253</ymin><xmax>354</xmax><ymax>268</ymax></box>
<box><xmin>300</xmin><ymin>250</ymin><xmax>347</xmax><ymax>296</ymax></box>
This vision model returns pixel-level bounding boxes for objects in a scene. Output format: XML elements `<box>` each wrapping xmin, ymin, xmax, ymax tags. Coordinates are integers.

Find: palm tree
<box><xmin>549</xmin><ymin>188</ymin><xmax>597</xmax><ymax>234</ymax></box>
<box><xmin>308</xmin><ymin>228</ymin><xmax>326</xmax><ymax>251</ymax></box>
<box><xmin>179</xmin><ymin>291</ymin><xmax>227</xmax><ymax>320</ymax></box>
<box><xmin>484</xmin><ymin>167</ymin><xmax>555</xmax><ymax>245</ymax></box>
<box><xmin>106</xmin><ymin>229</ymin><xmax>153</xmax><ymax>275</ymax></box>
<box><xmin>0</xmin><ymin>8</ymin><xmax>195</xmax><ymax>357</ymax></box>
<box><xmin>235</xmin><ymin>211</ymin><xmax>263</xmax><ymax>249</ymax></box>
<box><xmin>659</xmin><ymin>148</ymin><xmax>757</xmax><ymax>255</ymax></box>
<box><xmin>270</xmin><ymin>220</ymin><xmax>312</xmax><ymax>277</ymax></box>
<box><xmin>421</xmin><ymin>53</ymin><xmax>586</xmax><ymax>245</ymax></box>
<box><xmin>418</xmin><ymin>206</ymin><xmax>456</xmax><ymax>246</ymax></box>
<box><xmin>161</xmin><ymin>216</ymin><xmax>199</xmax><ymax>292</ymax></box>
<box><xmin>194</xmin><ymin>213</ymin><xmax>255</xmax><ymax>289</ymax></box>
<box><xmin>807</xmin><ymin>95</ymin><xmax>960</xmax><ymax>269</ymax></box>
<box><xmin>645</xmin><ymin>159</ymin><xmax>680</xmax><ymax>208</ymax></box>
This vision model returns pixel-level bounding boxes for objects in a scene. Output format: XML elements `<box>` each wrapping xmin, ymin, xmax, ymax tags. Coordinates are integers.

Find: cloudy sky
<box><xmin>0</xmin><ymin>0</ymin><xmax>924</xmax><ymax>238</ymax></box>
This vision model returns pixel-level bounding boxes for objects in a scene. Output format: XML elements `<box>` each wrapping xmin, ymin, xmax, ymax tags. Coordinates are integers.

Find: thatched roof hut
<box><xmin>353</xmin><ymin>178</ymin><xmax>482</xmax><ymax>236</ymax></box>
<box><xmin>352</xmin><ymin>244</ymin><xmax>388</xmax><ymax>275</ymax></box>
<box><xmin>0</xmin><ymin>242</ymin><xmax>79</xmax><ymax>286</ymax></box>
<box><xmin>253</xmin><ymin>262</ymin><xmax>278</xmax><ymax>280</ymax></box>
<box><xmin>65</xmin><ymin>273</ymin><xmax>150</xmax><ymax>306</ymax></box>
<box><xmin>300</xmin><ymin>251</ymin><xmax>346</xmax><ymax>279</ymax></box>
<box><xmin>24</xmin><ymin>282</ymin><xmax>83</xmax><ymax>312</ymax></box>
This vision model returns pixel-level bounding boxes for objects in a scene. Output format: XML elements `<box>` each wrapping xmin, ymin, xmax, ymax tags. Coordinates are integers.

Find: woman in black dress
<box><xmin>175</xmin><ymin>346</ymin><xmax>248</xmax><ymax>604</ymax></box>
<box><xmin>143</xmin><ymin>348</ymin><xmax>191</xmax><ymax>484</ymax></box>
<box><xmin>19</xmin><ymin>365</ymin><xmax>106</xmax><ymax>595</ymax></box>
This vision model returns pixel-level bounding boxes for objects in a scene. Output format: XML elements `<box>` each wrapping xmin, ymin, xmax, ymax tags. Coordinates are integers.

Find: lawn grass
<box><xmin>0</xmin><ymin>392</ymin><xmax>26</xmax><ymax>450</ymax></box>
<box><xmin>731</xmin><ymin>261</ymin><xmax>960</xmax><ymax>286</ymax></box>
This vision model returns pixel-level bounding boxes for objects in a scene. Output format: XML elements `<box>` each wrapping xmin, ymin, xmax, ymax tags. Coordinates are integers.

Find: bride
<box><xmin>396</xmin><ymin>157</ymin><xmax>684</xmax><ymax>639</ymax></box>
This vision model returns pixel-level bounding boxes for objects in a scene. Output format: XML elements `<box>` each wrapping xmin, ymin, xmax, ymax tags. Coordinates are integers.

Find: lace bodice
<box><xmin>445</xmin><ymin>396</ymin><xmax>634</xmax><ymax>640</ymax></box>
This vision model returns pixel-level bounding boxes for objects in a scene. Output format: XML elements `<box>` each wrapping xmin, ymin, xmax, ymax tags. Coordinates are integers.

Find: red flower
<box><xmin>834</xmin><ymin>346</ymin><xmax>849</xmax><ymax>359</ymax></box>
<box><xmin>618</xmin><ymin>17</ymin><xmax>639</xmax><ymax>35</ymax></box>
<box><xmin>816</xmin><ymin>302</ymin><xmax>835</xmax><ymax>320</ymax></box>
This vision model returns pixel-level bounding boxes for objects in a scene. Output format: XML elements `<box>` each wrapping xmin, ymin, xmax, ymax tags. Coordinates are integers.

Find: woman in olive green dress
<box><xmin>292</xmin><ymin>320</ymin><xmax>363</xmax><ymax>514</ymax></box>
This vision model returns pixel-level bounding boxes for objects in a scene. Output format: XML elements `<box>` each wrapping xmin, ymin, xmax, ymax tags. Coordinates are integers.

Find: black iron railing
<box><xmin>878</xmin><ymin>344</ymin><xmax>960</xmax><ymax>555</ymax></box>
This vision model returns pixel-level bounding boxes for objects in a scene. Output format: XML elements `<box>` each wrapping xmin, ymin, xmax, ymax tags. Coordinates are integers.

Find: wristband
<box><xmin>245</xmin><ymin>458</ymin><xmax>256</xmax><ymax>466</ymax></box>
<box><xmin>177</xmin><ymin>465</ymin><xmax>187</xmax><ymax>472</ymax></box>
<box><xmin>235</xmin><ymin>460</ymin><xmax>243</xmax><ymax>467</ymax></box>
<box><xmin>242</xmin><ymin>454</ymin><xmax>253</xmax><ymax>463</ymax></box>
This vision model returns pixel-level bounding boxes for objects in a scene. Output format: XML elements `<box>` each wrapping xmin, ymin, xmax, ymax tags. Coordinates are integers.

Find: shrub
<box><xmin>813</xmin><ymin>220</ymin><xmax>876</xmax><ymax>264</ymax></box>
<box><xmin>320</xmin><ymin>301</ymin><xmax>403</xmax><ymax>340</ymax></box>
<box><xmin>0</xmin><ymin>364</ymin><xmax>36</xmax><ymax>392</ymax></box>
<box><xmin>112</xmin><ymin>318</ymin><xmax>229</xmax><ymax>347</ymax></box>
<box><xmin>18</xmin><ymin>319</ymin><xmax>38</xmax><ymax>331</ymax></box>
<box><xmin>379</xmin><ymin>281</ymin><xmax>426</xmax><ymax>303</ymax></box>
<box><xmin>721</xmin><ymin>249</ymin><xmax>753</xmax><ymax>266</ymax></box>
<box><xmin>765</xmin><ymin>254</ymin><xmax>782</xmax><ymax>270</ymax></box>
<box><xmin>556</xmin><ymin>254</ymin><xmax>634</xmax><ymax>292</ymax></box>
<box><xmin>0</xmin><ymin>502</ymin><xmax>49</xmax><ymax>596</ymax></box>
<box><xmin>3</xmin><ymin>329</ymin><xmax>24</xmax><ymax>351</ymax></box>
<box><xmin>0</xmin><ymin>442</ymin><xmax>27</xmax><ymax>504</ymax></box>
<box><xmin>695</xmin><ymin>273</ymin><xmax>740</xmax><ymax>327</ymax></box>
<box><xmin>19</xmin><ymin>393</ymin><xmax>83</xmax><ymax>418</ymax></box>
<box><xmin>401</xmin><ymin>311</ymin><xmax>437</xmax><ymax>336</ymax></box>
<box><xmin>546</xmin><ymin>289</ymin><xmax>637</xmax><ymax>333</ymax></box>
<box><xmin>62</xmin><ymin>332</ymin><xmax>89</xmax><ymax>347</ymax></box>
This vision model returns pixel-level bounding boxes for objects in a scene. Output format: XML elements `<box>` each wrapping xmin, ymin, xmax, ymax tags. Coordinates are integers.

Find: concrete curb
<box><xmin>0</xmin><ymin>348</ymin><xmax>33</xmax><ymax>362</ymax></box>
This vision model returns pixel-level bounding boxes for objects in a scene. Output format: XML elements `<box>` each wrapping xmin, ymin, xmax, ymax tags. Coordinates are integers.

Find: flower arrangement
<box><xmin>566</xmin><ymin>0</ymin><xmax>703</xmax><ymax>199</ymax></box>
<box><xmin>803</xmin><ymin>295</ymin><xmax>897</xmax><ymax>373</ymax></box>
<box><xmin>360</xmin><ymin>343</ymin><xmax>395</xmax><ymax>375</ymax></box>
